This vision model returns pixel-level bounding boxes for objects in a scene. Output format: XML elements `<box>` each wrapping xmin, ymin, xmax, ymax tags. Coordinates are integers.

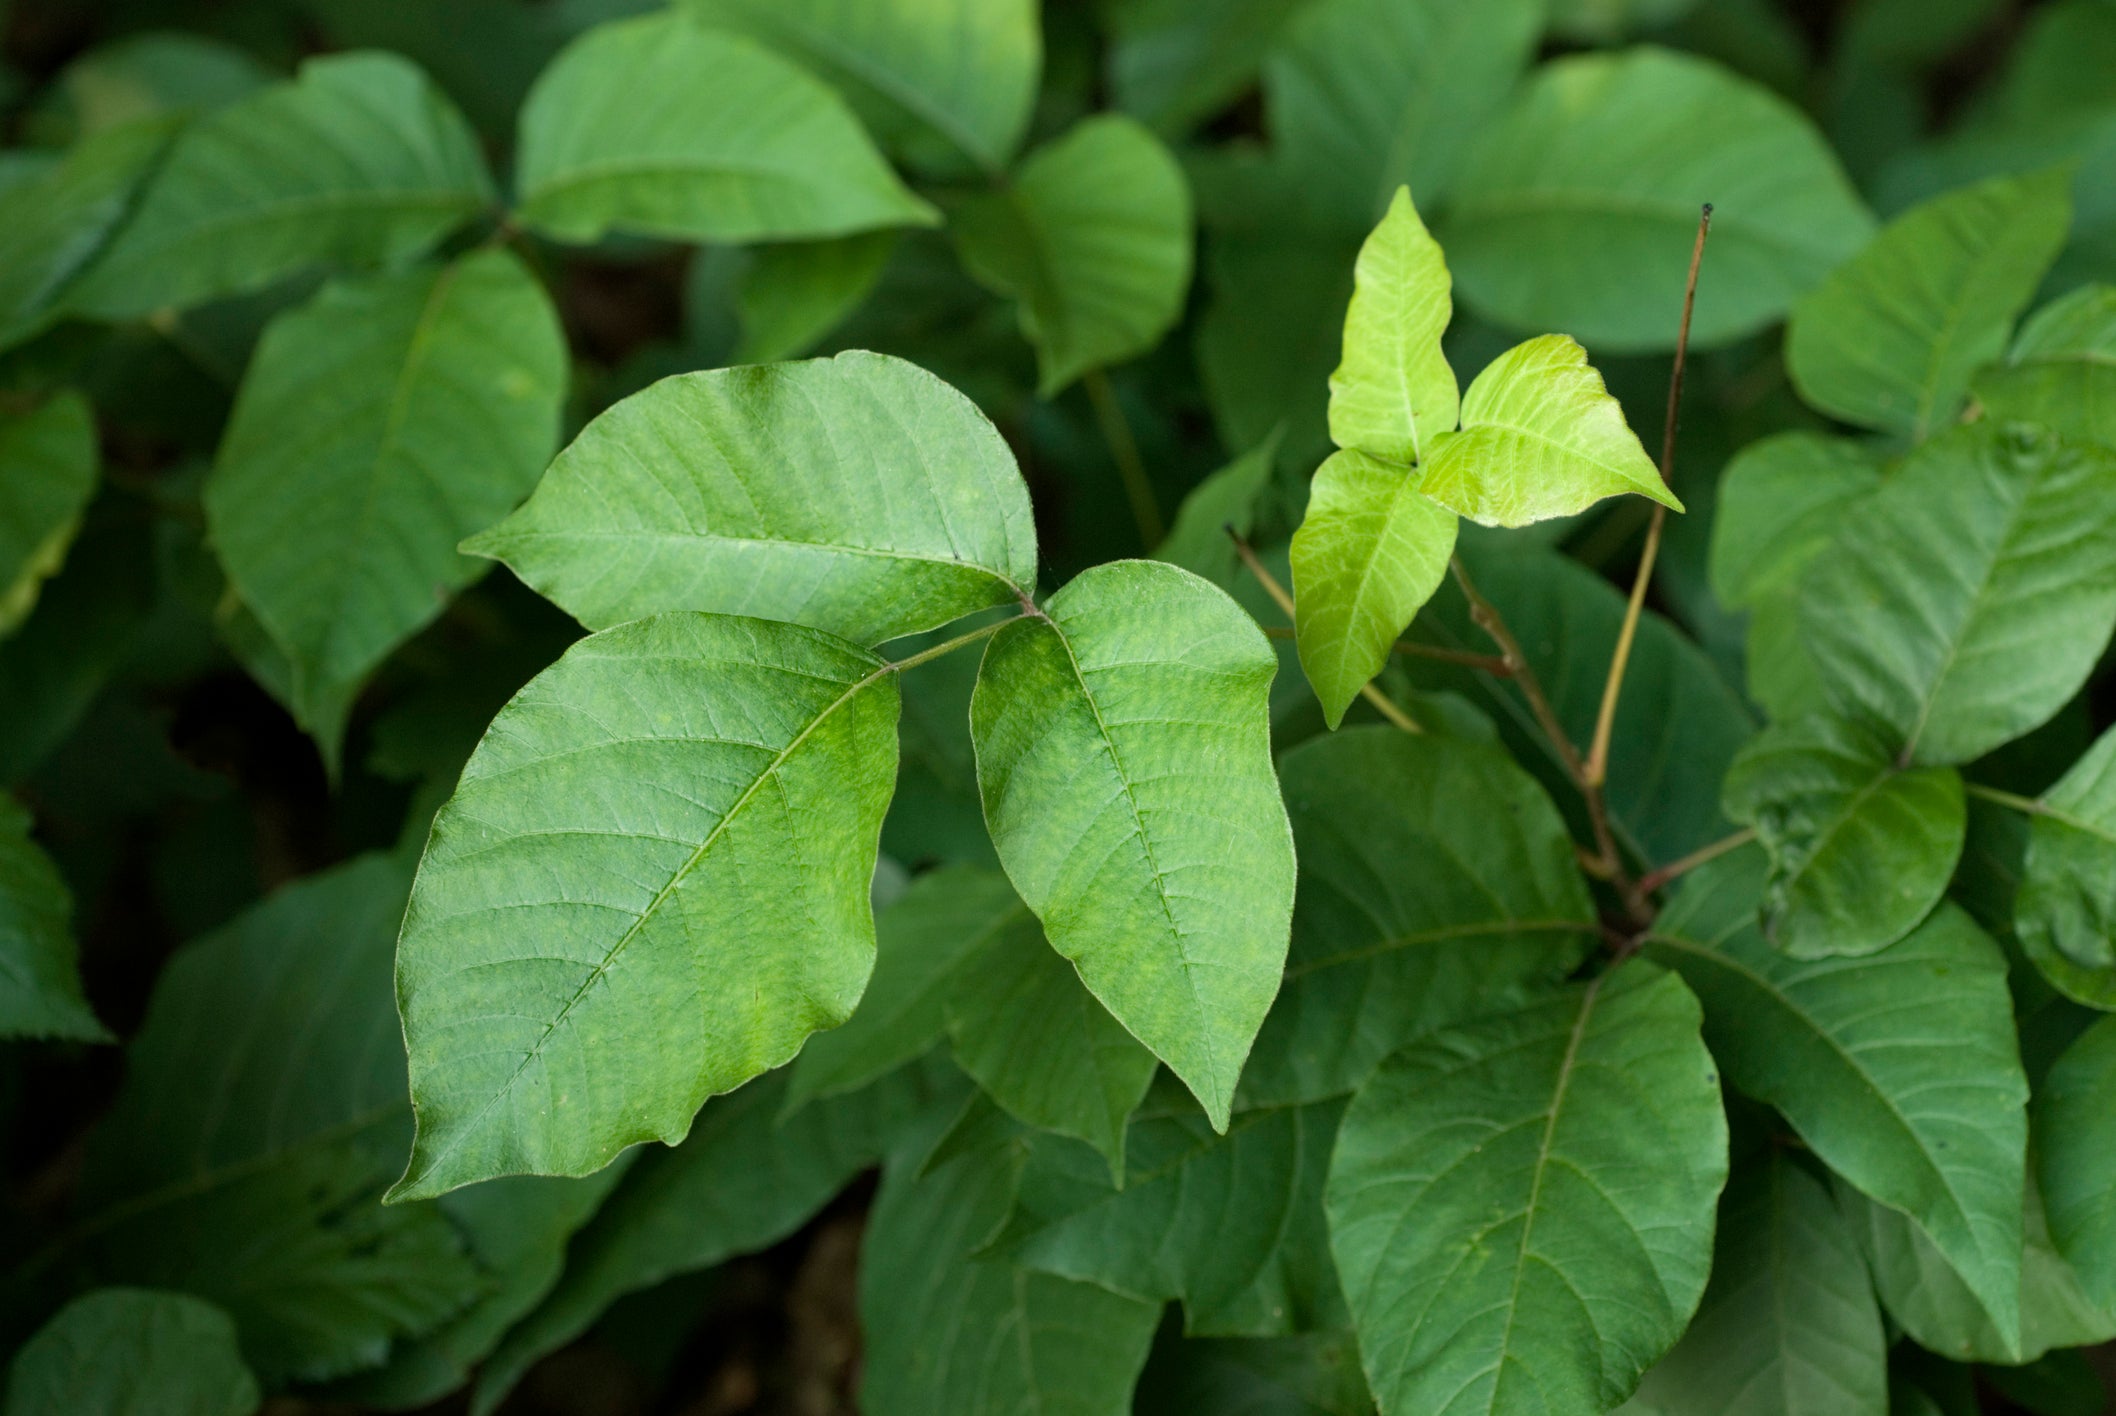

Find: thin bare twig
<box><xmin>1228</xmin><ymin>530</ymin><xmax>1423</xmax><ymax>735</ymax></box>
<box><xmin>1258</xmin><ymin>625</ymin><xmax>1512</xmax><ymax>675</ymax></box>
<box><xmin>1628</xmin><ymin>826</ymin><xmax>1755</xmax><ymax>910</ymax></box>
<box><xmin>1084</xmin><ymin>368</ymin><xmax>1165</xmax><ymax>549</ymax></box>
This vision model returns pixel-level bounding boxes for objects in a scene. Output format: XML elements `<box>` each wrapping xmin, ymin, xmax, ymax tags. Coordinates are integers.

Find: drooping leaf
<box><xmin>514</xmin><ymin>12</ymin><xmax>936</xmax><ymax>245</ymax></box>
<box><xmin>0</xmin><ymin>792</ymin><xmax>107</xmax><ymax>1042</ymax></box>
<box><xmin>468</xmin><ymin>351</ymin><xmax>1039</xmax><ymax>646</ymax></box>
<box><xmin>949</xmin><ymin>114</ymin><xmax>1194</xmax><ymax>395</ymax></box>
<box><xmin>682</xmin><ymin>0</ymin><xmax>1039</xmax><ymax>179</ymax></box>
<box><xmin>1155</xmin><ymin>430</ymin><xmax>1283</xmax><ymax>589</ymax></box>
<box><xmin>1442</xmin><ymin>47</ymin><xmax>1874</xmax><ymax>351</ymax></box>
<box><xmin>1800</xmin><ymin>421</ymin><xmax>2116</xmax><ymax>765</ymax></box>
<box><xmin>1326</xmin><ymin>186</ymin><xmax>1457</xmax><ymax>465</ymax></box>
<box><xmin>1324</xmin><ymin>962</ymin><xmax>1727</xmax><ymax>1416</ymax></box>
<box><xmin>1787</xmin><ymin>169</ymin><xmax>2072</xmax><ymax>440</ymax></box>
<box><xmin>0</xmin><ymin>117</ymin><xmax>173</xmax><ymax>350</ymax></box>
<box><xmin>1721</xmin><ymin>714</ymin><xmax>1966</xmax><ymax>957</ymax></box>
<box><xmin>1973</xmin><ymin>283</ymin><xmax>2116</xmax><ymax>453</ymax></box>
<box><xmin>6</xmin><ymin>1289</ymin><xmax>259</xmax><ymax>1416</ymax></box>
<box><xmin>1416</xmin><ymin>334</ymin><xmax>1679</xmax><ymax>527</ymax></box>
<box><xmin>1708</xmin><ymin>431</ymin><xmax>1884</xmax><ymax>609</ymax></box>
<box><xmin>733</xmin><ymin>230</ymin><xmax>895</xmax><ymax>363</ymax></box>
<box><xmin>2039</xmin><ymin>1016</ymin><xmax>2116</xmax><ymax>1312</ymax></box>
<box><xmin>2015</xmin><ymin>726</ymin><xmax>2116</xmax><ymax>1007</ymax></box>
<box><xmin>1288</xmin><ymin>450</ymin><xmax>1456</xmax><ymax>728</ymax></box>
<box><xmin>392</xmin><ymin>613</ymin><xmax>901</xmax><ymax>1200</ymax></box>
<box><xmin>1643</xmin><ymin>851</ymin><xmax>2028</xmax><ymax>1344</ymax></box>
<box><xmin>205</xmin><ymin>248</ymin><xmax>566</xmax><ymax>751</ymax></box>
<box><xmin>969</xmin><ymin>560</ymin><xmax>1296</xmax><ymax>1129</ymax></box>
<box><xmin>1242</xmin><ymin>728</ymin><xmax>1596</xmax><ymax>1107</ymax></box>
<box><xmin>0</xmin><ymin>391</ymin><xmax>97</xmax><ymax>640</ymax></box>
<box><xmin>66</xmin><ymin>54</ymin><xmax>492</xmax><ymax>319</ymax></box>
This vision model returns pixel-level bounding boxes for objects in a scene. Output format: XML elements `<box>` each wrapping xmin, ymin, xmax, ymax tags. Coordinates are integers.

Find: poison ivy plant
<box><xmin>6</xmin><ymin>1289</ymin><xmax>261</xmax><ymax>1416</ymax></box>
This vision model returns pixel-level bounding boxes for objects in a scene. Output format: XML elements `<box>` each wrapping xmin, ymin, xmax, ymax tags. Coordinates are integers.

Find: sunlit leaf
<box><xmin>1326</xmin><ymin>186</ymin><xmax>1457</xmax><ymax>465</ymax></box>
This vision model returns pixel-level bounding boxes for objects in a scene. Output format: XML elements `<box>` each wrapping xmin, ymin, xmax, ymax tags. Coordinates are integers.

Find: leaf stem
<box><xmin>888</xmin><ymin>616</ymin><xmax>1016</xmax><ymax>673</ymax></box>
<box><xmin>1963</xmin><ymin>781</ymin><xmax>2043</xmax><ymax>816</ymax></box>
<box><xmin>1628</xmin><ymin>826</ymin><xmax>1755</xmax><ymax>907</ymax></box>
<box><xmin>1258</xmin><ymin>625</ymin><xmax>1512</xmax><ymax>675</ymax></box>
<box><xmin>1084</xmin><ymin>368</ymin><xmax>1166</xmax><ymax>549</ymax></box>
<box><xmin>1229</xmin><ymin>530</ymin><xmax>1422</xmax><ymax>735</ymax></box>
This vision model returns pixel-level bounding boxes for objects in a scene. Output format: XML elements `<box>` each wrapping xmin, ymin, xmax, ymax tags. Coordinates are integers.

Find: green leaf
<box><xmin>515</xmin><ymin>13</ymin><xmax>935</xmax><ymax>245</ymax></box>
<box><xmin>0</xmin><ymin>391</ymin><xmax>97</xmax><ymax>639</ymax></box>
<box><xmin>1643</xmin><ymin>852</ymin><xmax>2028</xmax><ymax>1346</ymax></box>
<box><xmin>1623</xmin><ymin>1155</ymin><xmax>1887</xmax><ymax>1416</ymax></box>
<box><xmin>6</xmin><ymin>1290</ymin><xmax>259</xmax><ymax>1416</ymax></box>
<box><xmin>205</xmin><ymin>248</ymin><xmax>566</xmax><ymax>750</ymax></box>
<box><xmin>1106</xmin><ymin>0</ymin><xmax>1315</xmax><ymax>138</ymax></box>
<box><xmin>681</xmin><ymin>0</ymin><xmax>1039</xmax><ymax>178</ymax></box>
<box><xmin>1155</xmin><ymin>430</ymin><xmax>1283</xmax><ymax>590</ymax></box>
<box><xmin>1242</xmin><ymin>728</ymin><xmax>1596</xmax><ymax>1107</ymax></box>
<box><xmin>1800</xmin><ymin>422</ymin><xmax>2116</xmax><ymax>765</ymax></box>
<box><xmin>1787</xmin><ymin>169</ymin><xmax>2073</xmax><ymax>440</ymax></box>
<box><xmin>1708</xmin><ymin>431</ymin><xmax>1884</xmax><ymax>609</ymax></box>
<box><xmin>733</xmin><ymin>230</ymin><xmax>894</xmax><ymax>363</ymax></box>
<box><xmin>1973</xmin><ymin>283</ymin><xmax>2116</xmax><ymax>453</ymax></box>
<box><xmin>392</xmin><ymin>613</ymin><xmax>901</xmax><ymax>1200</ymax></box>
<box><xmin>0</xmin><ymin>792</ymin><xmax>107</xmax><ymax>1042</ymax></box>
<box><xmin>970</xmin><ymin>561</ymin><xmax>1295</xmax><ymax>1129</ymax></box>
<box><xmin>1443</xmin><ymin>47</ymin><xmax>1874</xmax><ymax>352</ymax></box>
<box><xmin>0</xmin><ymin>117</ymin><xmax>173</xmax><ymax>350</ymax></box>
<box><xmin>1326</xmin><ymin>186</ymin><xmax>1458</xmax><ymax>465</ymax></box>
<box><xmin>1324</xmin><ymin>963</ymin><xmax>1727</xmax><ymax>1416</ymax></box>
<box><xmin>468</xmin><ymin>351</ymin><xmax>1038</xmax><ymax>646</ymax></box>
<box><xmin>1135</xmin><ymin>1331</ymin><xmax>1374</xmax><ymax>1416</ymax></box>
<box><xmin>67</xmin><ymin>54</ymin><xmax>493</xmax><ymax>319</ymax></box>
<box><xmin>36</xmin><ymin>31</ymin><xmax>272</xmax><ymax>140</ymax></box>
<box><xmin>1289</xmin><ymin>450</ymin><xmax>1457</xmax><ymax>728</ymax></box>
<box><xmin>2016</xmin><ymin>726</ymin><xmax>2116</xmax><ymax>1007</ymax></box>
<box><xmin>2039</xmin><ymin>1016</ymin><xmax>2116</xmax><ymax>1312</ymax></box>
<box><xmin>1417</xmin><ymin>334</ymin><xmax>1680</xmax><ymax>527</ymax></box>
<box><xmin>1721</xmin><ymin>714</ymin><xmax>1966</xmax><ymax>958</ymax></box>
<box><xmin>949</xmin><ymin>114</ymin><xmax>1194</xmax><ymax>395</ymax></box>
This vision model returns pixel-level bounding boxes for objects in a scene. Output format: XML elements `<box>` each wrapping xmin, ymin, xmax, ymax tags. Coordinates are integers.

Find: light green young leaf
<box><xmin>2016</xmin><ymin>726</ymin><xmax>2116</xmax><ymax>1007</ymax></box>
<box><xmin>6</xmin><ymin>1290</ymin><xmax>259</xmax><ymax>1416</ymax></box>
<box><xmin>1721</xmin><ymin>714</ymin><xmax>1966</xmax><ymax>958</ymax></box>
<box><xmin>682</xmin><ymin>0</ymin><xmax>1039</xmax><ymax>178</ymax></box>
<box><xmin>1973</xmin><ymin>283</ymin><xmax>2116</xmax><ymax>452</ymax></box>
<box><xmin>206</xmin><ymin>248</ymin><xmax>566</xmax><ymax>750</ymax></box>
<box><xmin>0</xmin><ymin>391</ymin><xmax>97</xmax><ymax>638</ymax></box>
<box><xmin>950</xmin><ymin>115</ymin><xmax>1193</xmax><ymax>396</ymax></box>
<box><xmin>468</xmin><ymin>351</ymin><xmax>1038</xmax><ymax>647</ymax></box>
<box><xmin>1643</xmin><ymin>852</ymin><xmax>2028</xmax><ymax>1346</ymax></box>
<box><xmin>67</xmin><ymin>54</ymin><xmax>492</xmax><ymax>319</ymax></box>
<box><xmin>1326</xmin><ymin>186</ymin><xmax>1457</xmax><ymax>465</ymax></box>
<box><xmin>1443</xmin><ymin>47</ymin><xmax>1874</xmax><ymax>351</ymax></box>
<box><xmin>1242</xmin><ymin>728</ymin><xmax>1595</xmax><ymax>1107</ymax></box>
<box><xmin>1707</xmin><ymin>431</ymin><xmax>1883</xmax><ymax>608</ymax></box>
<box><xmin>1787</xmin><ymin>169</ymin><xmax>2072</xmax><ymax>440</ymax></box>
<box><xmin>1155</xmin><ymin>429</ymin><xmax>1283</xmax><ymax>589</ymax></box>
<box><xmin>2039</xmin><ymin>1016</ymin><xmax>2116</xmax><ymax>1312</ymax></box>
<box><xmin>515</xmin><ymin>13</ymin><xmax>936</xmax><ymax>245</ymax></box>
<box><xmin>1622</xmin><ymin>1155</ymin><xmax>1887</xmax><ymax>1416</ymax></box>
<box><xmin>1324</xmin><ymin>963</ymin><xmax>1726</xmax><ymax>1416</ymax></box>
<box><xmin>0</xmin><ymin>793</ymin><xmax>107</xmax><ymax>1042</ymax></box>
<box><xmin>0</xmin><ymin>117</ymin><xmax>172</xmax><ymax>350</ymax></box>
<box><xmin>1800</xmin><ymin>422</ymin><xmax>2116</xmax><ymax>765</ymax></box>
<box><xmin>733</xmin><ymin>230</ymin><xmax>894</xmax><ymax>362</ymax></box>
<box><xmin>970</xmin><ymin>560</ymin><xmax>1295</xmax><ymax>1130</ymax></box>
<box><xmin>392</xmin><ymin>613</ymin><xmax>901</xmax><ymax>1201</ymax></box>
<box><xmin>1417</xmin><ymin>334</ymin><xmax>1679</xmax><ymax>527</ymax></box>
<box><xmin>1288</xmin><ymin>450</ymin><xmax>1456</xmax><ymax>729</ymax></box>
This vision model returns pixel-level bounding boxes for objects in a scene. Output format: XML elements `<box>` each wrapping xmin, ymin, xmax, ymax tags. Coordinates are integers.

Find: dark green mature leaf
<box><xmin>1644</xmin><ymin>852</ymin><xmax>2028</xmax><ymax>1344</ymax></box>
<box><xmin>1326</xmin><ymin>186</ymin><xmax>1456</xmax><ymax>465</ymax></box>
<box><xmin>1135</xmin><ymin>1330</ymin><xmax>1374</xmax><ymax>1416</ymax></box>
<box><xmin>1622</xmin><ymin>1155</ymin><xmax>1886</xmax><ymax>1416</ymax></box>
<box><xmin>970</xmin><ymin>561</ymin><xmax>1295</xmax><ymax>1129</ymax></box>
<box><xmin>1106</xmin><ymin>0</ymin><xmax>1317</xmax><ymax>138</ymax></box>
<box><xmin>1708</xmin><ymin>432</ymin><xmax>1883</xmax><ymax>609</ymax></box>
<box><xmin>1443</xmin><ymin>47</ymin><xmax>1873</xmax><ymax>352</ymax></box>
<box><xmin>67</xmin><ymin>54</ymin><xmax>491</xmax><ymax>319</ymax></box>
<box><xmin>1787</xmin><ymin>170</ymin><xmax>2072</xmax><ymax>440</ymax></box>
<box><xmin>950</xmin><ymin>114</ymin><xmax>1193</xmax><ymax>395</ymax></box>
<box><xmin>514</xmin><ymin>13</ymin><xmax>935</xmax><ymax>245</ymax></box>
<box><xmin>1800</xmin><ymin>422</ymin><xmax>2116</xmax><ymax>765</ymax></box>
<box><xmin>0</xmin><ymin>392</ymin><xmax>96</xmax><ymax>640</ymax></box>
<box><xmin>206</xmin><ymin>248</ymin><xmax>565</xmax><ymax>750</ymax></box>
<box><xmin>6</xmin><ymin>1289</ymin><xmax>259</xmax><ymax>1416</ymax></box>
<box><xmin>393</xmin><ymin>613</ymin><xmax>900</xmax><ymax>1200</ymax></box>
<box><xmin>733</xmin><ymin>231</ymin><xmax>895</xmax><ymax>363</ymax></box>
<box><xmin>1242</xmin><ymin>728</ymin><xmax>1595</xmax><ymax>1107</ymax></box>
<box><xmin>469</xmin><ymin>351</ymin><xmax>1039</xmax><ymax>646</ymax></box>
<box><xmin>1156</xmin><ymin>431</ymin><xmax>1283</xmax><ymax>589</ymax></box>
<box><xmin>2016</xmin><ymin>726</ymin><xmax>2116</xmax><ymax>1006</ymax></box>
<box><xmin>0</xmin><ymin>793</ymin><xmax>106</xmax><ymax>1042</ymax></box>
<box><xmin>1722</xmin><ymin>714</ymin><xmax>1966</xmax><ymax>957</ymax></box>
<box><xmin>683</xmin><ymin>0</ymin><xmax>1039</xmax><ymax>179</ymax></box>
<box><xmin>0</xmin><ymin>118</ymin><xmax>172</xmax><ymax>350</ymax></box>
<box><xmin>1974</xmin><ymin>284</ymin><xmax>2116</xmax><ymax>453</ymax></box>
<box><xmin>1325</xmin><ymin>963</ymin><xmax>1727</xmax><ymax>1416</ymax></box>
<box><xmin>2039</xmin><ymin>1016</ymin><xmax>2116</xmax><ymax>1312</ymax></box>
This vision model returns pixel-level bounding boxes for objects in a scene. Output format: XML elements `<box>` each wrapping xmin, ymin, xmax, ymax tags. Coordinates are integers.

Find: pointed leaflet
<box><xmin>1787</xmin><ymin>169</ymin><xmax>2072</xmax><ymax>440</ymax></box>
<box><xmin>1242</xmin><ymin>729</ymin><xmax>1596</xmax><ymax>1107</ymax></box>
<box><xmin>1289</xmin><ymin>451</ymin><xmax>1457</xmax><ymax>729</ymax></box>
<box><xmin>1417</xmin><ymin>334</ymin><xmax>1680</xmax><ymax>527</ymax></box>
<box><xmin>6</xmin><ymin>1290</ymin><xmax>259</xmax><ymax>1416</ymax></box>
<box><xmin>206</xmin><ymin>248</ymin><xmax>566</xmax><ymax>741</ymax></box>
<box><xmin>1326</xmin><ymin>186</ymin><xmax>1458</xmax><ymax>465</ymax></box>
<box><xmin>1721</xmin><ymin>714</ymin><xmax>1965</xmax><ymax>958</ymax></box>
<box><xmin>515</xmin><ymin>13</ymin><xmax>935</xmax><ymax>245</ymax></box>
<box><xmin>949</xmin><ymin>114</ymin><xmax>1194</xmax><ymax>395</ymax></box>
<box><xmin>0</xmin><ymin>117</ymin><xmax>170</xmax><ymax>351</ymax></box>
<box><xmin>0</xmin><ymin>392</ymin><xmax>96</xmax><ymax>637</ymax></box>
<box><xmin>2039</xmin><ymin>1017</ymin><xmax>2116</xmax><ymax>1312</ymax></box>
<box><xmin>393</xmin><ymin>613</ymin><xmax>900</xmax><ymax>1200</ymax></box>
<box><xmin>1707</xmin><ymin>431</ymin><xmax>1883</xmax><ymax>609</ymax></box>
<box><xmin>970</xmin><ymin>560</ymin><xmax>1295</xmax><ymax>1129</ymax></box>
<box><xmin>66</xmin><ymin>54</ymin><xmax>492</xmax><ymax>319</ymax></box>
<box><xmin>1323</xmin><ymin>963</ymin><xmax>1727</xmax><ymax>1416</ymax></box>
<box><xmin>470</xmin><ymin>352</ymin><xmax>1038</xmax><ymax>647</ymax></box>
<box><xmin>1973</xmin><ymin>284</ymin><xmax>2116</xmax><ymax>452</ymax></box>
<box><xmin>1443</xmin><ymin>48</ymin><xmax>1873</xmax><ymax>351</ymax></box>
<box><xmin>1800</xmin><ymin>422</ymin><xmax>2116</xmax><ymax>765</ymax></box>
<box><xmin>2015</xmin><ymin>725</ymin><xmax>2116</xmax><ymax>1006</ymax></box>
<box><xmin>0</xmin><ymin>794</ymin><xmax>105</xmax><ymax>1042</ymax></box>
<box><xmin>1641</xmin><ymin>852</ymin><xmax>2027</xmax><ymax>1344</ymax></box>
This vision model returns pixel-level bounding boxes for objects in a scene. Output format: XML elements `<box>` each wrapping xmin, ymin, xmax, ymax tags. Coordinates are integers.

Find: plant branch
<box><xmin>1258</xmin><ymin>625</ymin><xmax>1511</xmax><ymax>675</ymax></box>
<box><xmin>1084</xmin><ymin>368</ymin><xmax>1166</xmax><ymax>549</ymax></box>
<box><xmin>1628</xmin><ymin>826</ymin><xmax>1755</xmax><ymax>908</ymax></box>
<box><xmin>1228</xmin><ymin>530</ymin><xmax>1423</xmax><ymax>735</ymax></box>
<box><xmin>1963</xmin><ymin>782</ymin><xmax>2043</xmax><ymax>816</ymax></box>
<box><xmin>888</xmin><ymin>616</ymin><xmax>1015</xmax><ymax>673</ymax></box>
